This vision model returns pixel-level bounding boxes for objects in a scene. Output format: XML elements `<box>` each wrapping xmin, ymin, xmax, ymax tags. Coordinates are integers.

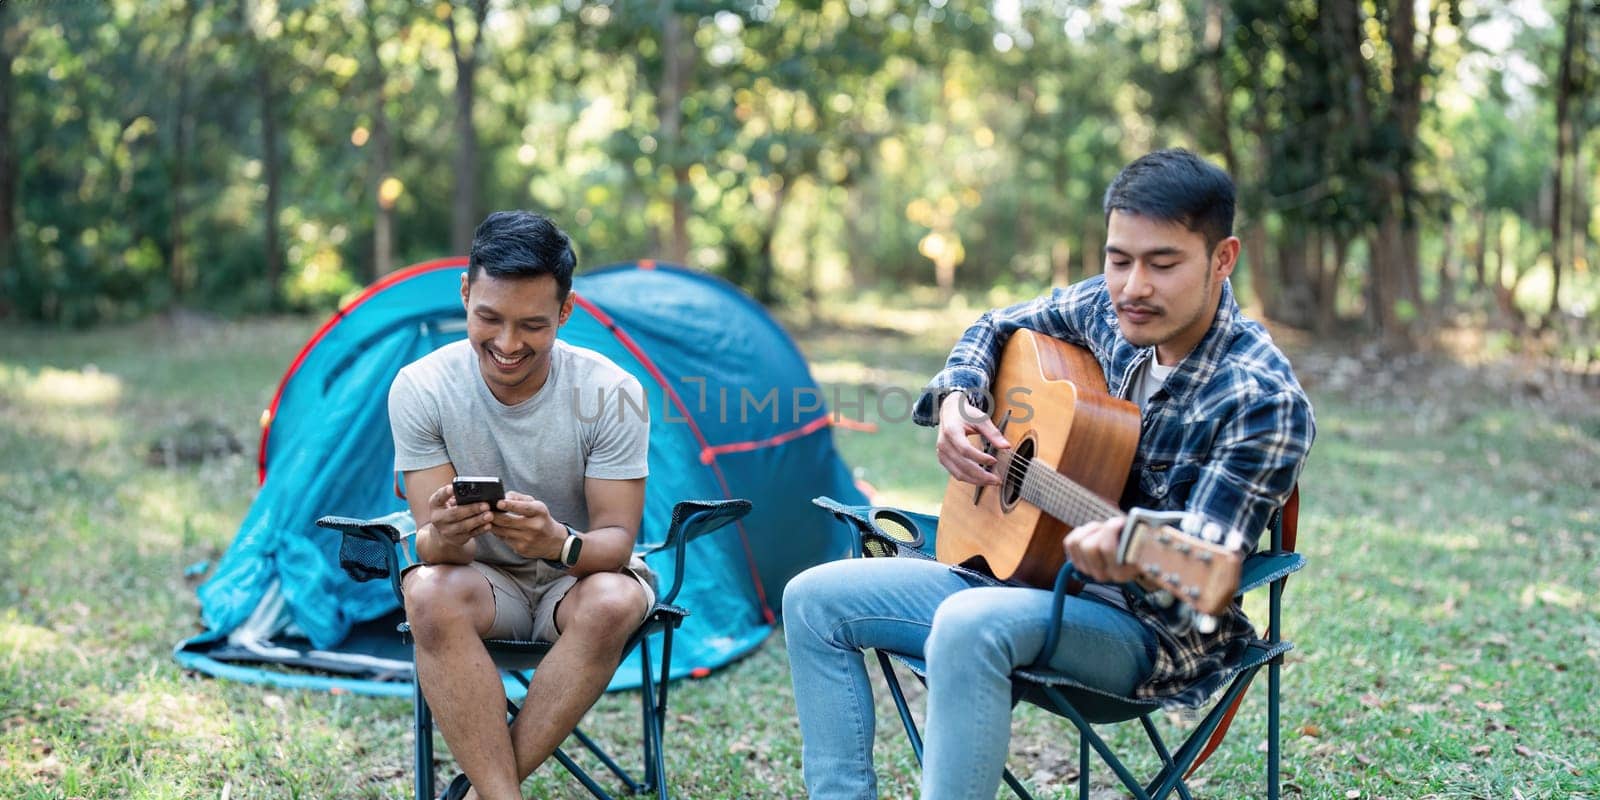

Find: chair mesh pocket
<box><xmin>339</xmin><ymin>533</ymin><xmax>391</xmax><ymax>583</ymax></box>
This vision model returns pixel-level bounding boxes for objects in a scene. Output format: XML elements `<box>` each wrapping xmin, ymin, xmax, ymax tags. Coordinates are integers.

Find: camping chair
<box><xmin>812</xmin><ymin>489</ymin><xmax>1303</xmax><ymax>800</ymax></box>
<box><xmin>316</xmin><ymin>498</ymin><xmax>753</xmax><ymax>800</ymax></box>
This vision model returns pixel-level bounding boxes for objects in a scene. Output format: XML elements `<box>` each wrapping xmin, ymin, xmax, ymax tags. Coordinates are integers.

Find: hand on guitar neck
<box><xmin>1065</xmin><ymin>511</ymin><xmax>1245</xmax><ymax>632</ymax></box>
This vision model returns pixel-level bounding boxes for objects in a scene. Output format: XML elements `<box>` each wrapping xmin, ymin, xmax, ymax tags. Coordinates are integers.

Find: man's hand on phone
<box><xmin>491</xmin><ymin>491</ymin><xmax>566</xmax><ymax>561</ymax></box>
<box><xmin>428</xmin><ymin>483</ymin><xmax>494</xmax><ymax>547</ymax></box>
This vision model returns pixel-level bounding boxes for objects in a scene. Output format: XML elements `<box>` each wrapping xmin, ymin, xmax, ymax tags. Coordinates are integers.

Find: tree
<box><xmin>444</xmin><ymin>0</ymin><xmax>490</xmax><ymax>255</ymax></box>
<box><xmin>0</xmin><ymin>4</ymin><xmax>21</xmax><ymax>316</ymax></box>
<box><xmin>1549</xmin><ymin>0</ymin><xmax>1585</xmax><ymax>318</ymax></box>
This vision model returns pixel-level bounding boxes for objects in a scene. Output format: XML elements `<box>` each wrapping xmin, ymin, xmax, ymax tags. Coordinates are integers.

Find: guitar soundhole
<box><xmin>1000</xmin><ymin>435</ymin><xmax>1035</xmax><ymax>511</ymax></box>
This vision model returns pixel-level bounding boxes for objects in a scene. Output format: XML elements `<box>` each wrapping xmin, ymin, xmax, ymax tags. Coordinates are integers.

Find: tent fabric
<box><xmin>175</xmin><ymin>258</ymin><xmax>866</xmax><ymax>694</ymax></box>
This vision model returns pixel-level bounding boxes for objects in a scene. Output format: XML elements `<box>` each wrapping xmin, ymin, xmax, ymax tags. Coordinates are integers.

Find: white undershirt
<box><xmin>1130</xmin><ymin>357</ymin><xmax>1177</xmax><ymax>409</ymax></box>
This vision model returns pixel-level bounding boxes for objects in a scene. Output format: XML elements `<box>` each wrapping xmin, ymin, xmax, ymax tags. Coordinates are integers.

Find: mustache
<box><xmin>1117</xmin><ymin>303</ymin><xmax>1162</xmax><ymax>314</ymax></box>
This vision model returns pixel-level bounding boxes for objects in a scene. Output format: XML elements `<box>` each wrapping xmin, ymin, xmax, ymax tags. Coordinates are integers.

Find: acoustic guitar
<box><xmin>934</xmin><ymin>330</ymin><xmax>1243</xmax><ymax>617</ymax></box>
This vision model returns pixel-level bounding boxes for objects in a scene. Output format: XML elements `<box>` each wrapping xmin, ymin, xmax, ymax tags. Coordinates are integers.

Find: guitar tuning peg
<box><xmin>1195</xmin><ymin>613</ymin><xmax>1218</xmax><ymax>635</ymax></box>
<box><xmin>1147</xmin><ymin>589</ymin><xmax>1175</xmax><ymax>609</ymax></box>
<box><xmin>1180</xmin><ymin>512</ymin><xmax>1203</xmax><ymax>536</ymax></box>
<box><xmin>1201</xmin><ymin>521</ymin><xmax>1223</xmax><ymax>543</ymax></box>
<box><xmin>1224</xmin><ymin>526</ymin><xmax>1244</xmax><ymax>551</ymax></box>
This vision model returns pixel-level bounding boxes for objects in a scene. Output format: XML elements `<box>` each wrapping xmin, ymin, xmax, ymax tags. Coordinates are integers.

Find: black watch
<box><xmin>559</xmin><ymin>524</ymin><xmax>583</xmax><ymax>567</ymax></box>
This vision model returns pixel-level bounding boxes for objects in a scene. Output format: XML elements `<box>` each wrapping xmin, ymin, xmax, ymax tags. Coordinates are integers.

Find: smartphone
<box><xmin>452</xmin><ymin>476</ymin><xmax>505</xmax><ymax>511</ymax></box>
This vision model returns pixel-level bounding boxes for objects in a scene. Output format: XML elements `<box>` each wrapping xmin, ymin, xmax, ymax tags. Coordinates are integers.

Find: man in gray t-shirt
<box><xmin>387</xmin><ymin>211</ymin><xmax>651</xmax><ymax>800</ymax></box>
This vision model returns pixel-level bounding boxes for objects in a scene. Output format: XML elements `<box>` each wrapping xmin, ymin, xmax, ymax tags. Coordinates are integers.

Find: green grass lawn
<box><xmin>2</xmin><ymin>302</ymin><xmax>1597</xmax><ymax>799</ymax></box>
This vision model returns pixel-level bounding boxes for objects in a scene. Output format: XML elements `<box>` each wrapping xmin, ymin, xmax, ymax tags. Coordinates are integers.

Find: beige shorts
<box><xmin>468</xmin><ymin>555</ymin><xmax>657</xmax><ymax>642</ymax></box>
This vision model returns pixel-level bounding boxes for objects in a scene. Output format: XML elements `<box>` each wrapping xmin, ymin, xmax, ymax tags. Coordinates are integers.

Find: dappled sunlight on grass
<box><xmin>1517</xmin><ymin>582</ymin><xmax>1587</xmax><ymax>611</ymax></box>
<box><xmin>809</xmin><ymin>360</ymin><xmax>930</xmax><ymax>395</ymax></box>
<box><xmin>1432</xmin><ymin>532</ymin><xmax>1486</xmax><ymax>552</ymax></box>
<box><xmin>0</xmin><ymin>364</ymin><xmax>124</xmax><ymax>408</ymax></box>
<box><xmin>95</xmin><ymin>683</ymin><xmax>233</xmax><ymax>743</ymax></box>
<box><xmin>0</xmin><ymin>613</ymin><xmax>63</xmax><ymax>660</ymax></box>
<box><xmin>29</xmin><ymin>414</ymin><xmax>123</xmax><ymax>451</ymax></box>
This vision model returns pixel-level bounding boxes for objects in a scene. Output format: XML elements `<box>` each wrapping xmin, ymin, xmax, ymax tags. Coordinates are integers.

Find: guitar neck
<box><xmin>1005</xmin><ymin>452</ymin><xmax>1121</xmax><ymax>527</ymax></box>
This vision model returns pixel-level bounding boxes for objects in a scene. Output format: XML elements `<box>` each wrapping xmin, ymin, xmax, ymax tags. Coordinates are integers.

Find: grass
<box><xmin>2</xmin><ymin>300</ymin><xmax>1598</xmax><ymax>799</ymax></box>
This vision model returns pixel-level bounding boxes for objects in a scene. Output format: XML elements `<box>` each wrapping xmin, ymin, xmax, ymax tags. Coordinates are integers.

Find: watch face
<box><xmin>563</xmin><ymin>534</ymin><xmax>583</xmax><ymax>566</ymax></box>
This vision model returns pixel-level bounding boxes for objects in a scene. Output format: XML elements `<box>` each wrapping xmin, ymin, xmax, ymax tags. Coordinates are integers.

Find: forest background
<box><xmin>2</xmin><ymin>0</ymin><xmax>1598</xmax><ymax>366</ymax></box>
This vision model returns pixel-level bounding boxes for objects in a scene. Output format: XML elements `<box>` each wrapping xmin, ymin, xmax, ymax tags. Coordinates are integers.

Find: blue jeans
<box><xmin>783</xmin><ymin>557</ymin><xmax>1157</xmax><ymax>800</ymax></box>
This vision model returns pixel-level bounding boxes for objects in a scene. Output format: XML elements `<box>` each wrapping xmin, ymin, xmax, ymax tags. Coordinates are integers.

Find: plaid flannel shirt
<box><xmin>913</xmin><ymin>276</ymin><xmax>1315</xmax><ymax>708</ymax></box>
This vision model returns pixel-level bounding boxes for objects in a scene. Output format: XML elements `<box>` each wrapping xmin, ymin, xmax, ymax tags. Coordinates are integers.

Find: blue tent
<box><xmin>175</xmin><ymin>258</ymin><xmax>866</xmax><ymax>695</ymax></box>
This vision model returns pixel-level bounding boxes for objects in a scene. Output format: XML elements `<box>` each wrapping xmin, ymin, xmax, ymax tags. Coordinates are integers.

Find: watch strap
<box><xmin>560</xmin><ymin>524</ymin><xmax>582</xmax><ymax>567</ymax></box>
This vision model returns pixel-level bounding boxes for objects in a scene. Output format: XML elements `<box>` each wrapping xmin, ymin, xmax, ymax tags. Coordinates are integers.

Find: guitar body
<box><xmin>935</xmin><ymin>331</ymin><xmax>1142</xmax><ymax>588</ymax></box>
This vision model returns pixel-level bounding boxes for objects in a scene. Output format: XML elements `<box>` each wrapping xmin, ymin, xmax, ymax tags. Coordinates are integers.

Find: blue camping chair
<box><xmin>813</xmin><ymin>489</ymin><xmax>1304</xmax><ymax>800</ymax></box>
<box><xmin>317</xmin><ymin>498</ymin><xmax>752</xmax><ymax>800</ymax></box>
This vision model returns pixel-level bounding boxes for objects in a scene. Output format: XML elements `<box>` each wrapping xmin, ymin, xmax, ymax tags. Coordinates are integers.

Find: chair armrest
<box><xmin>1035</xmin><ymin>560</ymin><xmax>1089</xmax><ymax>670</ymax></box>
<box><xmin>315</xmin><ymin>515</ymin><xmax>408</xmax><ymax>605</ymax></box>
<box><xmin>642</xmin><ymin>499</ymin><xmax>753</xmax><ymax>607</ymax></box>
<box><xmin>811</xmin><ymin>496</ymin><xmax>936</xmax><ymax>560</ymax></box>
<box><xmin>1237</xmin><ymin>551</ymin><xmax>1306</xmax><ymax>596</ymax></box>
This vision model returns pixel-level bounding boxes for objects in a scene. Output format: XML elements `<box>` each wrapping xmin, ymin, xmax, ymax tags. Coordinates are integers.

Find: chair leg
<box><xmin>415</xmin><ymin>679</ymin><xmax>435</xmax><ymax>800</ymax></box>
<box><xmin>1039</xmin><ymin>687</ymin><xmax>1154</xmax><ymax>800</ymax></box>
<box><xmin>1142</xmin><ymin>669</ymin><xmax>1260</xmax><ymax>800</ymax></box>
<box><xmin>649</xmin><ymin>627</ymin><xmax>673</xmax><ymax>800</ymax></box>
<box><xmin>1137</xmin><ymin>716</ymin><xmax>1194</xmax><ymax>800</ymax></box>
<box><xmin>1078</xmin><ymin>736</ymin><xmax>1089</xmax><ymax>800</ymax></box>
<box><xmin>874</xmin><ymin>651</ymin><xmax>926</xmax><ymax>765</ymax></box>
<box><xmin>999</xmin><ymin>765</ymin><xmax>1034</xmax><ymax>800</ymax></box>
<box><xmin>1268</xmin><ymin>659</ymin><xmax>1281</xmax><ymax>800</ymax></box>
<box><xmin>874</xmin><ymin>653</ymin><xmax>1036</xmax><ymax>800</ymax></box>
<box><xmin>640</xmin><ymin>641</ymin><xmax>659</xmax><ymax>794</ymax></box>
<box><xmin>553</xmin><ymin>746</ymin><xmax>616</xmax><ymax>800</ymax></box>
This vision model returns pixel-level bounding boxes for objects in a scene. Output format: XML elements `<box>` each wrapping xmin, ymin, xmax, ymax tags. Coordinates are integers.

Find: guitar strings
<box><xmin>995</xmin><ymin>453</ymin><xmax>1118</xmax><ymax>524</ymax></box>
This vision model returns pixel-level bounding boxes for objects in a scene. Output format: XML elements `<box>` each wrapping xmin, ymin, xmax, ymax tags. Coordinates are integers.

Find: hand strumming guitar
<box><xmin>935</xmin><ymin>391</ymin><xmax>1010</xmax><ymax>487</ymax></box>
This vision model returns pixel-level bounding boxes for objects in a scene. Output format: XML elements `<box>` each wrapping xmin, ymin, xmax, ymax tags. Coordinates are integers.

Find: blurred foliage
<box><xmin>0</xmin><ymin>0</ymin><xmax>1595</xmax><ymax>340</ymax></box>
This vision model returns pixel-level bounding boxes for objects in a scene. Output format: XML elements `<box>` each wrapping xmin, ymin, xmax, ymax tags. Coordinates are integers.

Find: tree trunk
<box><xmin>1549</xmin><ymin>0</ymin><xmax>1581</xmax><ymax>318</ymax></box>
<box><xmin>259</xmin><ymin>63</ymin><xmax>283</xmax><ymax>306</ymax></box>
<box><xmin>1205</xmin><ymin>0</ymin><xmax>1238</xmax><ymax>176</ymax></box>
<box><xmin>366</xmin><ymin>3</ymin><xmax>393</xmax><ymax>278</ymax></box>
<box><xmin>1435</xmin><ymin>219</ymin><xmax>1455</xmax><ymax>317</ymax></box>
<box><xmin>0</xmin><ymin>4</ymin><xmax>20</xmax><ymax>313</ymax></box>
<box><xmin>447</xmin><ymin>0</ymin><xmax>489</xmax><ymax>255</ymax></box>
<box><xmin>169</xmin><ymin>0</ymin><xmax>196</xmax><ymax>301</ymax></box>
<box><xmin>1244</xmin><ymin>225</ymin><xmax>1272</xmax><ymax>315</ymax></box>
<box><xmin>1572</xmin><ymin>122</ymin><xmax>1588</xmax><ymax>287</ymax></box>
<box><xmin>1050</xmin><ymin>238</ymin><xmax>1072</xmax><ymax>287</ymax></box>
<box><xmin>1473</xmin><ymin>206</ymin><xmax>1490</xmax><ymax>291</ymax></box>
<box><xmin>1243</xmin><ymin>75</ymin><xmax>1274</xmax><ymax>315</ymax></box>
<box><xmin>754</xmin><ymin>181</ymin><xmax>788</xmax><ymax>305</ymax></box>
<box><xmin>1370</xmin><ymin>210</ymin><xmax>1411</xmax><ymax>342</ymax></box>
<box><xmin>658</xmin><ymin>0</ymin><xmax>692</xmax><ymax>264</ymax></box>
<box><xmin>1080</xmin><ymin>217</ymin><xmax>1101</xmax><ymax>285</ymax></box>
<box><xmin>1318</xmin><ymin>234</ymin><xmax>1348</xmax><ymax>335</ymax></box>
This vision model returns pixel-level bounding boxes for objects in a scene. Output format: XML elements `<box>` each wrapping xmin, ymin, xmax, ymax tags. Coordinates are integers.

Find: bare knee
<box><xmin>558</xmin><ymin>572</ymin><xmax>649</xmax><ymax>645</ymax></box>
<box><xmin>402</xmin><ymin>565</ymin><xmax>494</xmax><ymax>641</ymax></box>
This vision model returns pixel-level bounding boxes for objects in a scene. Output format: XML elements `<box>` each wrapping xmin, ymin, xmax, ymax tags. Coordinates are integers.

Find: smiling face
<box><xmin>1103</xmin><ymin>210</ymin><xmax>1239</xmax><ymax>366</ymax></box>
<box><xmin>460</xmin><ymin>272</ymin><xmax>573</xmax><ymax>405</ymax></box>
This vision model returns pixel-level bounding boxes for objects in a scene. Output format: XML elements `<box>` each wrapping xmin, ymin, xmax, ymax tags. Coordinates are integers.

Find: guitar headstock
<box><xmin>1118</xmin><ymin>508</ymin><xmax>1244</xmax><ymax>622</ymax></box>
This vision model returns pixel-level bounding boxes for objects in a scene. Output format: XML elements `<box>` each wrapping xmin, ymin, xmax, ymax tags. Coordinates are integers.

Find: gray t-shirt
<box><xmin>388</xmin><ymin>338</ymin><xmax>650</xmax><ymax>567</ymax></box>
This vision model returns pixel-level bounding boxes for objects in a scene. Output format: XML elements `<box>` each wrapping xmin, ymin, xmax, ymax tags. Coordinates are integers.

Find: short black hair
<box><xmin>467</xmin><ymin>210</ymin><xmax>578</xmax><ymax>298</ymax></box>
<box><xmin>1103</xmin><ymin>149</ymin><xmax>1235</xmax><ymax>253</ymax></box>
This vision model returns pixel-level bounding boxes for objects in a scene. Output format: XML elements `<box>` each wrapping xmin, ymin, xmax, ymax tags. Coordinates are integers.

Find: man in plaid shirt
<box><xmin>785</xmin><ymin>149</ymin><xmax>1314</xmax><ymax>800</ymax></box>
